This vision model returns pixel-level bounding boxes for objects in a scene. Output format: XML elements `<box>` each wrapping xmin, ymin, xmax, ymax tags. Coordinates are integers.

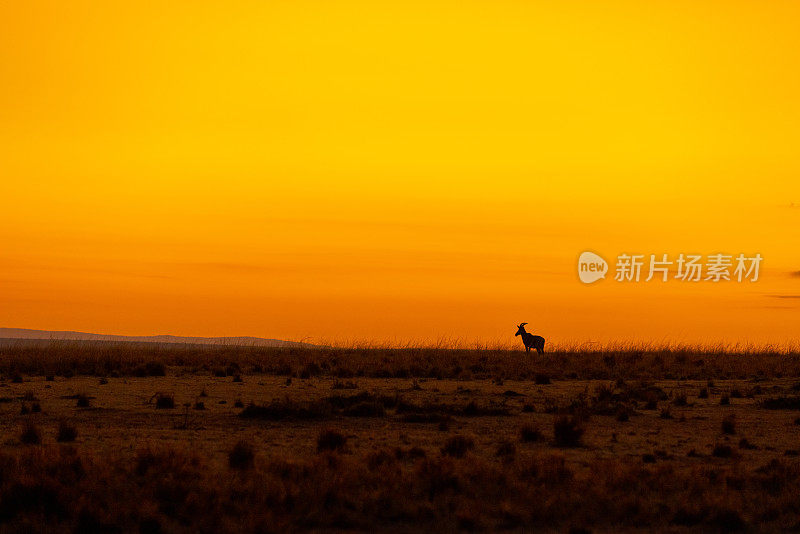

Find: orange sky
<box><xmin>1</xmin><ymin>0</ymin><xmax>799</xmax><ymax>346</ymax></box>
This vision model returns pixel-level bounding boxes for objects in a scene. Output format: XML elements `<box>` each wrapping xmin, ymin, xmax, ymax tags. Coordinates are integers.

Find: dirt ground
<box><xmin>4</xmin><ymin>373</ymin><xmax>799</xmax><ymax>468</ymax></box>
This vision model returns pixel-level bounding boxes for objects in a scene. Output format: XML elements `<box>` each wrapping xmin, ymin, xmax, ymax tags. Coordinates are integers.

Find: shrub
<box><xmin>711</xmin><ymin>509</ymin><xmax>746</xmax><ymax>531</ymax></box>
<box><xmin>762</xmin><ymin>397</ymin><xmax>800</xmax><ymax>410</ymax></box>
<box><xmin>442</xmin><ymin>435</ymin><xmax>475</xmax><ymax>458</ymax></box>
<box><xmin>317</xmin><ymin>429</ymin><xmax>347</xmax><ymax>452</ymax></box>
<box><xmin>155</xmin><ymin>394</ymin><xmax>175</xmax><ymax>409</ymax></box>
<box><xmin>553</xmin><ymin>415</ymin><xmax>583</xmax><ymax>448</ymax></box>
<box><xmin>520</xmin><ymin>424</ymin><xmax>543</xmax><ymax>443</ymax></box>
<box><xmin>193</xmin><ymin>401</ymin><xmax>205</xmax><ymax>410</ymax></box>
<box><xmin>57</xmin><ymin>421</ymin><xmax>78</xmax><ymax>442</ymax></box>
<box><xmin>739</xmin><ymin>438</ymin><xmax>757</xmax><ymax>450</ymax></box>
<box><xmin>332</xmin><ymin>379</ymin><xmax>358</xmax><ymax>390</ymax></box>
<box><xmin>299</xmin><ymin>363</ymin><xmax>321</xmax><ymax>379</ymax></box>
<box><xmin>459</xmin><ymin>400</ymin><xmax>510</xmax><ymax>417</ymax></box>
<box><xmin>534</xmin><ymin>374</ymin><xmax>551</xmax><ymax>385</ymax></box>
<box><xmin>367</xmin><ymin>449</ymin><xmax>397</xmax><ymax>469</ymax></box>
<box><xmin>698</xmin><ymin>388</ymin><xmax>709</xmax><ymax>399</ymax></box>
<box><xmin>134</xmin><ymin>362</ymin><xmax>166</xmax><ymax>377</ymax></box>
<box><xmin>343</xmin><ymin>401</ymin><xmax>385</xmax><ymax>417</ymax></box>
<box><xmin>722</xmin><ymin>415</ymin><xmax>736</xmax><ymax>435</ymax></box>
<box><xmin>712</xmin><ymin>444</ymin><xmax>734</xmax><ymax>458</ymax></box>
<box><xmin>77</xmin><ymin>394</ymin><xmax>91</xmax><ymax>408</ymax></box>
<box><xmin>495</xmin><ymin>440</ymin><xmax>516</xmax><ymax>459</ymax></box>
<box><xmin>405</xmin><ymin>446</ymin><xmax>427</xmax><ymax>460</ymax></box>
<box><xmin>400</xmin><ymin>413</ymin><xmax>451</xmax><ymax>425</ymax></box>
<box><xmin>20</xmin><ymin>421</ymin><xmax>41</xmax><ymax>445</ymax></box>
<box><xmin>228</xmin><ymin>440</ymin><xmax>255</xmax><ymax>470</ymax></box>
<box><xmin>241</xmin><ymin>399</ymin><xmax>331</xmax><ymax>421</ymax></box>
<box><xmin>720</xmin><ymin>395</ymin><xmax>730</xmax><ymax>406</ymax></box>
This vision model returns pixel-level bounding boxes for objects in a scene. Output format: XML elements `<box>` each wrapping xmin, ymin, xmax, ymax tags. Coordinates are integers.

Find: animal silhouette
<box><xmin>515</xmin><ymin>323</ymin><xmax>545</xmax><ymax>354</ymax></box>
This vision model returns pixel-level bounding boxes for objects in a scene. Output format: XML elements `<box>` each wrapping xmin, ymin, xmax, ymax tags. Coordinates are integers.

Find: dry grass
<box><xmin>19</xmin><ymin>420</ymin><xmax>41</xmax><ymax>445</ymax></box>
<box><xmin>317</xmin><ymin>429</ymin><xmax>347</xmax><ymax>452</ymax></box>
<box><xmin>228</xmin><ymin>440</ymin><xmax>254</xmax><ymax>470</ymax></box>
<box><xmin>3</xmin><ymin>338</ymin><xmax>800</xmax><ymax>380</ymax></box>
<box><xmin>2</xmin><ymin>340</ymin><xmax>800</xmax><ymax>530</ymax></box>
<box><xmin>553</xmin><ymin>415</ymin><xmax>584</xmax><ymax>447</ymax></box>
<box><xmin>56</xmin><ymin>420</ymin><xmax>78</xmax><ymax>443</ymax></box>
<box><xmin>442</xmin><ymin>435</ymin><xmax>475</xmax><ymax>458</ymax></box>
<box><xmin>0</xmin><ymin>442</ymin><xmax>797</xmax><ymax>531</ymax></box>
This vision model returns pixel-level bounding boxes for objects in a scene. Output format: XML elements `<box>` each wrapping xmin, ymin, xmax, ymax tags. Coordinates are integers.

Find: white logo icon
<box><xmin>578</xmin><ymin>251</ymin><xmax>608</xmax><ymax>284</ymax></box>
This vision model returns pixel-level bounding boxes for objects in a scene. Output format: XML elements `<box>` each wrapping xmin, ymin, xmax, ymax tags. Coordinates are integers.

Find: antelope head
<box><xmin>515</xmin><ymin>323</ymin><xmax>528</xmax><ymax>336</ymax></box>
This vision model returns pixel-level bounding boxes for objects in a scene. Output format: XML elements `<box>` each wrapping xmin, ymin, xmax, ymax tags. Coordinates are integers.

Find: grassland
<box><xmin>2</xmin><ymin>340</ymin><xmax>800</xmax><ymax>532</ymax></box>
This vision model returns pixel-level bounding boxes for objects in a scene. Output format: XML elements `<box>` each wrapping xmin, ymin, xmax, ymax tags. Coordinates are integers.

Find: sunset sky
<box><xmin>2</xmin><ymin>1</ymin><xmax>799</xmax><ymax>346</ymax></box>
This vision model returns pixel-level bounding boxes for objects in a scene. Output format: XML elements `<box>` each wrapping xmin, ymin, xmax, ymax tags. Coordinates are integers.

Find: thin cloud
<box><xmin>768</xmin><ymin>295</ymin><xmax>800</xmax><ymax>299</ymax></box>
<box><xmin>789</xmin><ymin>271</ymin><xmax>800</xmax><ymax>278</ymax></box>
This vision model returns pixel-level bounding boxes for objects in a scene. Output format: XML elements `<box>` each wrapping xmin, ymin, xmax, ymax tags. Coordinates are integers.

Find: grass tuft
<box><xmin>76</xmin><ymin>394</ymin><xmax>91</xmax><ymax>408</ymax></box>
<box><xmin>442</xmin><ymin>435</ymin><xmax>475</xmax><ymax>458</ymax></box>
<box><xmin>553</xmin><ymin>415</ymin><xmax>584</xmax><ymax>448</ymax></box>
<box><xmin>57</xmin><ymin>420</ymin><xmax>78</xmax><ymax>442</ymax></box>
<box><xmin>155</xmin><ymin>394</ymin><xmax>175</xmax><ymax>409</ymax></box>
<box><xmin>317</xmin><ymin>429</ymin><xmax>347</xmax><ymax>452</ymax></box>
<box><xmin>520</xmin><ymin>424</ymin><xmax>543</xmax><ymax>443</ymax></box>
<box><xmin>19</xmin><ymin>420</ymin><xmax>41</xmax><ymax>445</ymax></box>
<box><xmin>228</xmin><ymin>440</ymin><xmax>255</xmax><ymax>470</ymax></box>
<box><xmin>722</xmin><ymin>415</ymin><xmax>736</xmax><ymax>435</ymax></box>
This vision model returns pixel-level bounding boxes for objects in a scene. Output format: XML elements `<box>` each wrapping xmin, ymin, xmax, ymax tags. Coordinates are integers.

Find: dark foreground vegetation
<box><xmin>2</xmin><ymin>339</ymin><xmax>800</xmax><ymax>381</ymax></box>
<box><xmin>3</xmin><ymin>340</ymin><xmax>800</xmax><ymax>532</ymax></box>
<box><xmin>2</xmin><ymin>441</ymin><xmax>799</xmax><ymax>532</ymax></box>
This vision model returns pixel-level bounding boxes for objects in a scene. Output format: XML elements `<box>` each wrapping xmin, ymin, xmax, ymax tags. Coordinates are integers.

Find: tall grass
<box><xmin>0</xmin><ymin>443</ymin><xmax>794</xmax><ymax>531</ymax></box>
<box><xmin>1</xmin><ymin>338</ymin><xmax>800</xmax><ymax>380</ymax></box>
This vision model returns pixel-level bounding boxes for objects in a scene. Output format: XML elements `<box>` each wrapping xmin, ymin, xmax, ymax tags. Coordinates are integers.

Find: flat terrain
<box><xmin>5</xmin><ymin>374</ymin><xmax>800</xmax><ymax>464</ymax></box>
<box><xmin>2</xmin><ymin>341</ymin><xmax>800</xmax><ymax>532</ymax></box>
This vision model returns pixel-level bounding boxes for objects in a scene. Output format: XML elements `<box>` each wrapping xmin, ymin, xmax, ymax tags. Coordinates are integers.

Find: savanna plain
<box><xmin>2</xmin><ymin>340</ymin><xmax>800</xmax><ymax>533</ymax></box>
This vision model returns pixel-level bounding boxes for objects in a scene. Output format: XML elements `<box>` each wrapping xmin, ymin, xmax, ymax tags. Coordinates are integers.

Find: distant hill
<box><xmin>0</xmin><ymin>328</ymin><xmax>318</xmax><ymax>348</ymax></box>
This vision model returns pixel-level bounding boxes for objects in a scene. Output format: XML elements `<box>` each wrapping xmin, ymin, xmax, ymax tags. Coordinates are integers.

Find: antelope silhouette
<box><xmin>515</xmin><ymin>323</ymin><xmax>545</xmax><ymax>354</ymax></box>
